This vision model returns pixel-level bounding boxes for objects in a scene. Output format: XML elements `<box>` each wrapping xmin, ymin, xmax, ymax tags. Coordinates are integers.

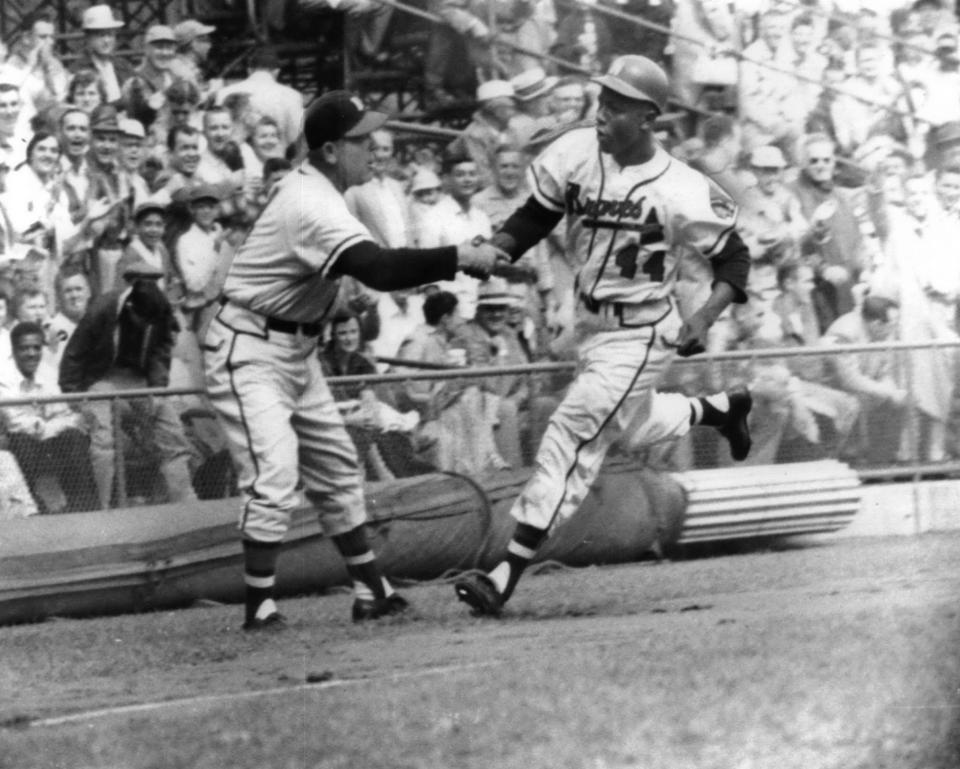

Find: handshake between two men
<box><xmin>456</xmin><ymin>238</ymin><xmax>514</xmax><ymax>281</ymax></box>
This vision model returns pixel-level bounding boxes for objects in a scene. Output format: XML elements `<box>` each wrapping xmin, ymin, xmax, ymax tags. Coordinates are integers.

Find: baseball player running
<box><xmin>203</xmin><ymin>91</ymin><xmax>505</xmax><ymax>630</ymax></box>
<box><xmin>454</xmin><ymin>56</ymin><xmax>754</xmax><ymax>617</ymax></box>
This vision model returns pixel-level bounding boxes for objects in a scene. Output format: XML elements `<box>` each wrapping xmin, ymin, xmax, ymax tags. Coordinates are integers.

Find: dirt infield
<box><xmin>2</xmin><ymin>533</ymin><xmax>960</xmax><ymax>769</ymax></box>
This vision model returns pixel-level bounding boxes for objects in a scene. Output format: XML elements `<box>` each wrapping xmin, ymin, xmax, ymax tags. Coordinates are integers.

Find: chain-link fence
<box><xmin>1</xmin><ymin>339</ymin><xmax>958</xmax><ymax>516</ymax></box>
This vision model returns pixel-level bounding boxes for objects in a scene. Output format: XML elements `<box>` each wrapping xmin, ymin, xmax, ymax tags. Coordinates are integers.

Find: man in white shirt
<box><xmin>0</xmin><ymin>322</ymin><xmax>100</xmax><ymax>512</ymax></box>
<box><xmin>344</xmin><ymin>128</ymin><xmax>409</xmax><ymax>248</ymax></box>
<box><xmin>418</xmin><ymin>153</ymin><xmax>492</xmax><ymax>319</ymax></box>
<box><xmin>0</xmin><ymin>80</ymin><xmax>28</xmax><ymax>171</ymax></box>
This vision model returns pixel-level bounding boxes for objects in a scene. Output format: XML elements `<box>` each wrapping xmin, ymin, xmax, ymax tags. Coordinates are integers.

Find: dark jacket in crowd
<box><xmin>59</xmin><ymin>284</ymin><xmax>178</xmax><ymax>393</ymax></box>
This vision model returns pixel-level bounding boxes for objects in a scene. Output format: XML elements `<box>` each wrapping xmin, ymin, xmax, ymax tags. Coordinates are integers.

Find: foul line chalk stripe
<box><xmin>30</xmin><ymin>662</ymin><xmax>502</xmax><ymax>729</ymax></box>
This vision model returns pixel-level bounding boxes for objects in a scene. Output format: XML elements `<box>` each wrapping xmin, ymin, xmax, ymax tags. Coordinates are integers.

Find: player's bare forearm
<box><xmin>695</xmin><ymin>281</ymin><xmax>738</xmax><ymax>326</ymax></box>
<box><xmin>677</xmin><ymin>281</ymin><xmax>738</xmax><ymax>358</ymax></box>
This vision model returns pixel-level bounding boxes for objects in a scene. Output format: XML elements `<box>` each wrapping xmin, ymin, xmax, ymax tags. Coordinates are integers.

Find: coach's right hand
<box><xmin>456</xmin><ymin>239</ymin><xmax>511</xmax><ymax>280</ymax></box>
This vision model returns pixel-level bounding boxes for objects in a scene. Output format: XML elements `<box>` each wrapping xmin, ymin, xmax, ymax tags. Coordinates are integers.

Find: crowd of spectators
<box><xmin>0</xmin><ymin>0</ymin><xmax>959</xmax><ymax>516</ymax></box>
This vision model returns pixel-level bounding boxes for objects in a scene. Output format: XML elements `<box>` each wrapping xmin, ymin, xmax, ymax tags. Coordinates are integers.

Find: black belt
<box><xmin>579</xmin><ymin>293</ymin><xmax>625</xmax><ymax>316</ymax></box>
<box><xmin>265</xmin><ymin>316</ymin><xmax>322</xmax><ymax>337</ymax></box>
<box><xmin>219</xmin><ymin>297</ymin><xmax>322</xmax><ymax>337</ymax></box>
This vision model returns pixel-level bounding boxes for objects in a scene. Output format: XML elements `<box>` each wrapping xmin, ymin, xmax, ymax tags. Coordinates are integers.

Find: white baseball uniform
<box><xmin>202</xmin><ymin>162</ymin><xmax>371</xmax><ymax>543</ymax></box>
<box><xmin>512</xmin><ymin>126</ymin><xmax>742</xmax><ymax>531</ymax></box>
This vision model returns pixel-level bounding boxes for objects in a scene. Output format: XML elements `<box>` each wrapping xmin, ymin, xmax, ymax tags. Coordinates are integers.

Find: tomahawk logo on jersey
<box><xmin>529</xmin><ymin>126</ymin><xmax>739</xmax><ymax>307</ymax></box>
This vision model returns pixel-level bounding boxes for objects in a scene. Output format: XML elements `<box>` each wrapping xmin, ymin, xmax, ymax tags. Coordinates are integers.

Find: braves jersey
<box><xmin>528</xmin><ymin>126</ymin><xmax>739</xmax><ymax>306</ymax></box>
<box><xmin>222</xmin><ymin>162</ymin><xmax>372</xmax><ymax>323</ymax></box>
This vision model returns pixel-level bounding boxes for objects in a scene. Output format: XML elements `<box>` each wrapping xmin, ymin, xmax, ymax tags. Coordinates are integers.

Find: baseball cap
<box><xmin>189</xmin><ymin>183</ymin><xmax>221</xmax><ymax>204</ymax></box>
<box><xmin>174</xmin><ymin>19</ymin><xmax>216</xmax><ymax>45</ymax></box>
<box><xmin>145</xmin><ymin>25</ymin><xmax>177</xmax><ymax>44</ymax></box>
<box><xmin>303</xmin><ymin>90</ymin><xmax>387</xmax><ymax>150</ymax></box>
<box><xmin>133</xmin><ymin>200</ymin><xmax>167</xmax><ymax>220</ymax></box>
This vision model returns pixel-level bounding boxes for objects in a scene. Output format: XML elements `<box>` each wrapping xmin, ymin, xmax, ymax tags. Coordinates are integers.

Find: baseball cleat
<box><xmin>454</xmin><ymin>573</ymin><xmax>504</xmax><ymax>617</ymax></box>
<box><xmin>242</xmin><ymin>612</ymin><xmax>287</xmax><ymax>632</ymax></box>
<box><xmin>718</xmin><ymin>386</ymin><xmax>753</xmax><ymax>461</ymax></box>
<box><xmin>352</xmin><ymin>593</ymin><xmax>410</xmax><ymax>622</ymax></box>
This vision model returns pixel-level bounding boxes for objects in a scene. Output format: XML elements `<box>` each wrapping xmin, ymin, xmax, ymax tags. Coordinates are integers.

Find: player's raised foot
<box><xmin>242</xmin><ymin>612</ymin><xmax>287</xmax><ymax>632</ymax></box>
<box><xmin>352</xmin><ymin>593</ymin><xmax>410</xmax><ymax>622</ymax></box>
<box><xmin>717</xmin><ymin>386</ymin><xmax>753</xmax><ymax>461</ymax></box>
<box><xmin>454</xmin><ymin>573</ymin><xmax>504</xmax><ymax>617</ymax></box>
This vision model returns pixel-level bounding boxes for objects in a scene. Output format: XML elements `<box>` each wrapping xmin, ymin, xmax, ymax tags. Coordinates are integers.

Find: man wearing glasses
<box><xmin>789</xmin><ymin>133</ymin><xmax>868</xmax><ymax>333</ymax></box>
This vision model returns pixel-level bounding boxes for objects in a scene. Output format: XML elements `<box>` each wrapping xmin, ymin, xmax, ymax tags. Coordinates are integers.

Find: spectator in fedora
<box><xmin>408</xmin><ymin>167</ymin><xmax>444</xmax><ymax>248</ymax></box>
<box><xmin>86</xmin><ymin>104</ymin><xmax>133</xmax><ymax>295</ymax></box>
<box><xmin>215</xmin><ymin>47</ymin><xmax>304</xmax><ymax>154</ymax></box>
<box><xmin>118</xmin><ymin>118</ymin><xmax>150</xmax><ymax>205</ymax></box>
<box><xmin>453</xmin><ymin>277</ymin><xmax>526</xmax><ymax>467</ymax></box>
<box><xmin>447</xmin><ymin>80</ymin><xmax>516</xmax><ymax>190</ymax></box>
<box><xmin>739</xmin><ymin>145</ymin><xmax>809</xmax><ymax>266</ymax></box>
<box><xmin>121</xmin><ymin>25</ymin><xmax>179</xmax><ymax>130</ymax></box>
<box><xmin>508</xmin><ymin>67</ymin><xmax>557</xmax><ymax>147</ymax></box>
<box><xmin>72</xmin><ymin>4</ymin><xmax>134</xmax><ymax>105</ymax></box>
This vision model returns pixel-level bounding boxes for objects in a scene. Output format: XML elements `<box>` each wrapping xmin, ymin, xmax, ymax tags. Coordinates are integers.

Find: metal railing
<box><xmin>0</xmin><ymin>338</ymin><xmax>957</xmax><ymax>516</ymax></box>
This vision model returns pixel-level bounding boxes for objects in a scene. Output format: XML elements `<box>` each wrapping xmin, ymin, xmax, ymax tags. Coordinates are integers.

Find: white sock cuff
<box><xmin>688</xmin><ymin>397</ymin><xmax>704</xmax><ymax>425</ymax></box>
<box><xmin>244</xmin><ymin>573</ymin><xmax>275</xmax><ymax>589</ymax></box>
<box><xmin>507</xmin><ymin>541</ymin><xmax>537</xmax><ymax>560</ymax></box>
<box><xmin>344</xmin><ymin>551</ymin><xmax>375</xmax><ymax>566</ymax></box>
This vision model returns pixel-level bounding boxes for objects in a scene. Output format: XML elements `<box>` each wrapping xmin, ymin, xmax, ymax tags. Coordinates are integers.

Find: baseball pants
<box><xmin>202</xmin><ymin>303</ymin><xmax>367</xmax><ymax>543</ymax></box>
<box><xmin>510</xmin><ymin>305</ymin><xmax>691</xmax><ymax>531</ymax></box>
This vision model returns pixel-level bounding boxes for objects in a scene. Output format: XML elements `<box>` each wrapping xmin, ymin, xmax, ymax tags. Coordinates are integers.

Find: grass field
<box><xmin>2</xmin><ymin>532</ymin><xmax>959</xmax><ymax>769</ymax></box>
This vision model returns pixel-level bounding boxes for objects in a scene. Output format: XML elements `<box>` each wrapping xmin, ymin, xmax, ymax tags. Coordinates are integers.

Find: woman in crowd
<box><xmin>66</xmin><ymin>70</ymin><xmax>106</xmax><ymax>114</ymax></box>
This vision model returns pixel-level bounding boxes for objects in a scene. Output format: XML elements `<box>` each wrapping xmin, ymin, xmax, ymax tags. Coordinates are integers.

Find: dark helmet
<box><xmin>592</xmin><ymin>55</ymin><xmax>670</xmax><ymax>114</ymax></box>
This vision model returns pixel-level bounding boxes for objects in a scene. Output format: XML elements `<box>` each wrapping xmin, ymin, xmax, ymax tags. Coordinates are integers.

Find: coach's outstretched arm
<box><xmin>333</xmin><ymin>239</ymin><xmax>509</xmax><ymax>291</ymax></box>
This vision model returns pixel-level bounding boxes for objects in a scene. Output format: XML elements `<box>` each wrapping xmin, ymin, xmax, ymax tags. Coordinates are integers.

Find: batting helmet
<box><xmin>592</xmin><ymin>55</ymin><xmax>670</xmax><ymax>114</ymax></box>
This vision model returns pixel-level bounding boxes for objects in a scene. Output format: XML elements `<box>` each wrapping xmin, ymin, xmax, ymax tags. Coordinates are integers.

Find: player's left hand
<box><xmin>676</xmin><ymin>311</ymin><xmax>711</xmax><ymax>357</ymax></box>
